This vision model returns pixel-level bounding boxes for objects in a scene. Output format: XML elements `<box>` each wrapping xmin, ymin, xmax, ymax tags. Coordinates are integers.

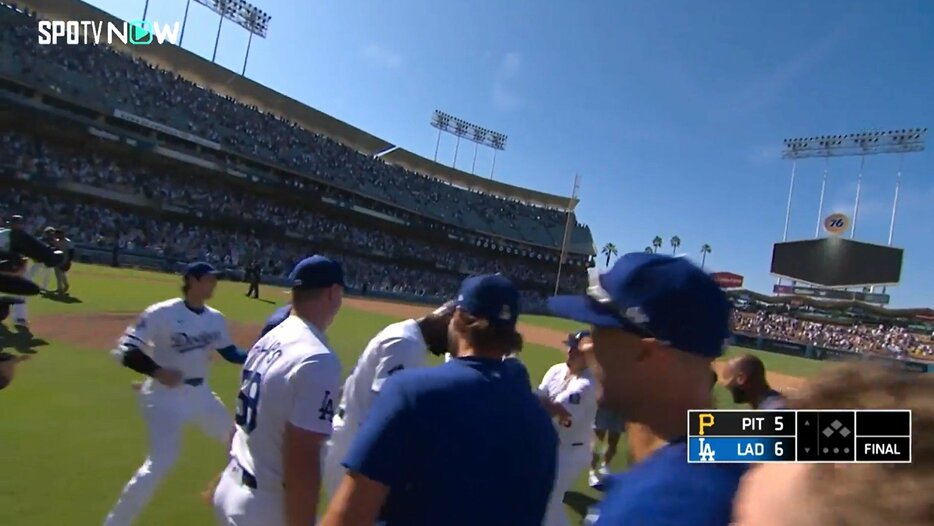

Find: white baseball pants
<box><xmin>102</xmin><ymin>380</ymin><xmax>232</xmax><ymax>526</ymax></box>
<box><xmin>543</xmin><ymin>444</ymin><xmax>592</xmax><ymax>526</ymax></box>
<box><xmin>28</xmin><ymin>263</ymin><xmax>51</xmax><ymax>291</ymax></box>
<box><xmin>213</xmin><ymin>460</ymin><xmax>286</xmax><ymax>526</ymax></box>
<box><xmin>11</xmin><ymin>298</ymin><xmax>27</xmax><ymax>324</ymax></box>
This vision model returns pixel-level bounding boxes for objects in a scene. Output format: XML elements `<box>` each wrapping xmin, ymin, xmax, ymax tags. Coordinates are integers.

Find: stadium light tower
<box><xmin>430</xmin><ymin>110</ymin><xmax>508</xmax><ymax>177</ymax></box>
<box><xmin>781</xmin><ymin>128</ymin><xmax>926</xmax><ymax>243</ymax></box>
<box><xmin>192</xmin><ymin>0</ymin><xmax>271</xmax><ymax>75</ymax></box>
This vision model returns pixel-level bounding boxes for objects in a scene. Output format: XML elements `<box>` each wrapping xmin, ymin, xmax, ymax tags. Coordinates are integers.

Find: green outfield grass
<box><xmin>521</xmin><ymin>314</ymin><xmax>589</xmax><ymax>334</ymax></box>
<box><xmin>0</xmin><ymin>264</ymin><xmax>824</xmax><ymax>525</ymax></box>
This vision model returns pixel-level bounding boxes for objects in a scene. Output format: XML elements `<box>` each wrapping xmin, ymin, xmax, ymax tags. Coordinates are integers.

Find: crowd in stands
<box><xmin>1</xmin><ymin>189</ymin><xmax>558</xmax><ymax>310</ymax></box>
<box><xmin>0</xmin><ymin>3</ymin><xmax>593</xmax><ymax>251</ymax></box>
<box><xmin>0</xmin><ymin>132</ymin><xmax>586</xmax><ymax>292</ymax></box>
<box><xmin>733</xmin><ymin>310</ymin><xmax>934</xmax><ymax>360</ymax></box>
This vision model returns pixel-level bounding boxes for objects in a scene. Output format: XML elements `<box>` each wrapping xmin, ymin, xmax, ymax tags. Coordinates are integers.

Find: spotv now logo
<box><xmin>37</xmin><ymin>20</ymin><xmax>181</xmax><ymax>46</ymax></box>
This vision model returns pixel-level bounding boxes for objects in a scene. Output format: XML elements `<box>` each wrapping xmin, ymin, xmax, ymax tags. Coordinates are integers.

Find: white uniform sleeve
<box><xmin>286</xmin><ymin>354</ymin><xmax>342</xmax><ymax>435</ymax></box>
<box><xmin>537</xmin><ymin>364</ymin><xmax>558</xmax><ymax>396</ymax></box>
<box><xmin>118</xmin><ymin>304</ymin><xmax>163</xmax><ymax>352</ymax></box>
<box><xmin>371</xmin><ymin>339</ymin><xmax>424</xmax><ymax>393</ymax></box>
<box><xmin>214</xmin><ymin>312</ymin><xmax>235</xmax><ymax>349</ymax></box>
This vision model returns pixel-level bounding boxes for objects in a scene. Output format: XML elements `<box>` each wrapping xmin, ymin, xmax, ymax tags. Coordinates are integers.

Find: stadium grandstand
<box><xmin>729</xmin><ymin>289</ymin><xmax>934</xmax><ymax>368</ymax></box>
<box><xmin>0</xmin><ymin>1</ymin><xmax>595</xmax><ymax>312</ymax></box>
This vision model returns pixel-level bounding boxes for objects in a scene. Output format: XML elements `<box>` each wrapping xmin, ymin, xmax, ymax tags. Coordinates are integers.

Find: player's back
<box><xmin>362</xmin><ymin>357</ymin><xmax>558</xmax><ymax>526</ymax></box>
<box><xmin>230</xmin><ymin>315</ymin><xmax>339</xmax><ymax>487</ymax></box>
<box><xmin>338</xmin><ymin>319</ymin><xmax>425</xmax><ymax>427</ymax></box>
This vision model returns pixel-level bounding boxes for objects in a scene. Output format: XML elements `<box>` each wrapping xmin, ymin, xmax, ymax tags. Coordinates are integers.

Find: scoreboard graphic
<box><xmin>687</xmin><ymin>410</ymin><xmax>911</xmax><ymax>463</ymax></box>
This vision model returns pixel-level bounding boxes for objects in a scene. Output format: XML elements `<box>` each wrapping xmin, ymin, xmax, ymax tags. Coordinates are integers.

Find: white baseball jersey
<box><xmin>338</xmin><ymin>319</ymin><xmax>426</xmax><ymax>427</ymax></box>
<box><xmin>538</xmin><ymin>364</ymin><xmax>598</xmax><ymax>446</ymax></box>
<box><xmin>230</xmin><ymin>315</ymin><xmax>342</xmax><ymax>488</ymax></box>
<box><xmin>116</xmin><ymin>298</ymin><xmax>234</xmax><ymax>380</ymax></box>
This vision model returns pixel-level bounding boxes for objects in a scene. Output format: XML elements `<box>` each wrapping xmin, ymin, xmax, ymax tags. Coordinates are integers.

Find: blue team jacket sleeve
<box><xmin>216</xmin><ymin>345</ymin><xmax>248</xmax><ymax>364</ymax></box>
<box><xmin>341</xmin><ymin>375</ymin><xmax>415</xmax><ymax>488</ymax></box>
<box><xmin>595</xmin><ymin>443</ymin><xmax>745</xmax><ymax>526</ymax></box>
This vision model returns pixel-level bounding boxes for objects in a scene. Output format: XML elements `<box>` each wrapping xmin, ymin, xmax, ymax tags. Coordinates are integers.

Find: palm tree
<box><xmin>601</xmin><ymin>243</ymin><xmax>618</xmax><ymax>266</ymax></box>
<box><xmin>644</xmin><ymin>246</ymin><xmax>654</xmax><ymax>254</ymax></box>
<box><xmin>652</xmin><ymin>236</ymin><xmax>663</xmax><ymax>253</ymax></box>
<box><xmin>670</xmin><ymin>235</ymin><xmax>681</xmax><ymax>255</ymax></box>
<box><xmin>700</xmin><ymin>243</ymin><xmax>712</xmax><ymax>268</ymax></box>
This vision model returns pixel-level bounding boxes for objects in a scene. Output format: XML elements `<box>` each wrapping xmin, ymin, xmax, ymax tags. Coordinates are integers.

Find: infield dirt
<box><xmin>30</xmin><ymin>297</ymin><xmax>806</xmax><ymax>391</ymax></box>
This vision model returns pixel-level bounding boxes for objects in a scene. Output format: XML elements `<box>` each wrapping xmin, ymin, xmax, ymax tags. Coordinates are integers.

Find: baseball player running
<box><xmin>103</xmin><ymin>262</ymin><xmax>247</xmax><ymax>526</ymax></box>
<box><xmin>322</xmin><ymin>301</ymin><xmax>455</xmax><ymax>497</ymax></box>
<box><xmin>538</xmin><ymin>331</ymin><xmax>598</xmax><ymax>526</ymax></box>
<box><xmin>213</xmin><ymin>256</ymin><xmax>345</xmax><ymax>526</ymax></box>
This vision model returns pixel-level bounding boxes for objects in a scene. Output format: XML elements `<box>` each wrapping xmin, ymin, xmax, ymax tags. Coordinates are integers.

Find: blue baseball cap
<box><xmin>184</xmin><ymin>261</ymin><xmax>221</xmax><ymax>278</ymax></box>
<box><xmin>547</xmin><ymin>253</ymin><xmax>731</xmax><ymax>358</ymax></box>
<box><xmin>456</xmin><ymin>274</ymin><xmax>520</xmax><ymax>329</ymax></box>
<box><xmin>564</xmin><ymin>330</ymin><xmax>591</xmax><ymax>350</ymax></box>
<box><xmin>289</xmin><ymin>255</ymin><xmax>345</xmax><ymax>290</ymax></box>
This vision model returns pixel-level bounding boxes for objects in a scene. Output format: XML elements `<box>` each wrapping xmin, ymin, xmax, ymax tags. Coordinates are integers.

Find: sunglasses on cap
<box><xmin>585</xmin><ymin>270</ymin><xmax>670</xmax><ymax>345</ymax></box>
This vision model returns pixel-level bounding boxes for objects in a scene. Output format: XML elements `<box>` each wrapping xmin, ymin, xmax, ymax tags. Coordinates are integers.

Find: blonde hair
<box><xmin>788</xmin><ymin>365</ymin><xmax>933</xmax><ymax>526</ymax></box>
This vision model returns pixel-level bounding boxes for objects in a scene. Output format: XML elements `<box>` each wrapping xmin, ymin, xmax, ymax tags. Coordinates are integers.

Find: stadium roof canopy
<box><xmin>21</xmin><ymin>0</ymin><xmax>577</xmax><ymax>211</ymax></box>
<box><xmin>728</xmin><ymin>289</ymin><xmax>934</xmax><ymax>322</ymax></box>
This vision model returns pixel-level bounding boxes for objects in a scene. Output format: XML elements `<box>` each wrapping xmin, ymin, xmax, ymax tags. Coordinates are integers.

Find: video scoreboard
<box><xmin>687</xmin><ymin>410</ymin><xmax>911</xmax><ymax>463</ymax></box>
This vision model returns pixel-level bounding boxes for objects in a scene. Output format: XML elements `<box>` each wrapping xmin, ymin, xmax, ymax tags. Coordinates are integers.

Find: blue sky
<box><xmin>87</xmin><ymin>0</ymin><xmax>934</xmax><ymax>307</ymax></box>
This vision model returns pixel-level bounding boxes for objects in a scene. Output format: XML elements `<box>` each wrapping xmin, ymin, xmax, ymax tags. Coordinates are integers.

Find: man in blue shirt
<box><xmin>548</xmin><ymin>253</ymin><xmax>745</xmax><ymax>526</ymax></box>
<box><xmin>321</xmin><ymin>274</ymin><xmax>558</xmax><ymax>526</ymax></box>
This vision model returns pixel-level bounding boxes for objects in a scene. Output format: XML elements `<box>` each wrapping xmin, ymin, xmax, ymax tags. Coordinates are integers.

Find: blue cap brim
<box><xmin>547</xmin><ymin>295</ymin><xmax>625</xmax><ymax>328</ymax></box>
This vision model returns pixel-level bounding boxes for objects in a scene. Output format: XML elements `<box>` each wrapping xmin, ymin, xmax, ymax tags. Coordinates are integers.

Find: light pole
<box><xmin>782</xmin><ymin>129</ymin><xmax>926</xmax><ymax>241</ymax></box>
<box><xmin>888</xmin><ymin>153</ymin><xmax>904</xmax><ymax>246</ymax></box>
<box><xmin>429</xmin><ymin>110</ymin><xmax>507</xmax><ymax>176</ymax></box>
<box><xmin>193</xmin><ymin>0</ymin><xmax>271</xmax><ymax>73</ymax></box>
<box><xmin>211</xmin><ymin>2</ymin><xmax>226</xmax><ymax>63</ymax></box>
<box><xmin>851</xmin><ymin>155</ymin><xmax>865</xmax><ymax>239</ymax></box>
<box><xmin>814</xmin><ymin>156</ymin><xmax>828</xmax><ymax>238</ymax></box>
<box><xmin>179</xmin><ymin>0</ymin><xmax>192</xmax><ymax>46</ymax></box>
<box><xmin>781</xmin><ymin>129</ymin><xmax>926</xmax><ymax>294</ymax></box>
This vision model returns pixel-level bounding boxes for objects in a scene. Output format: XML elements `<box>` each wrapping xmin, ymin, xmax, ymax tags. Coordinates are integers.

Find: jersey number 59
<box><xmin>235</xmin><ymin>369</ymin><xmax>262</xmax><ymax>433</ymax></box>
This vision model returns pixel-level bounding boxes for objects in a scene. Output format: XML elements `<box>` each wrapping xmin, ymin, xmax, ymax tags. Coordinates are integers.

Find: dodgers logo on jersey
<box><xmin>171</xmin><ymin>331</ymin><xmax>221</xmax><ymax>353</ymax></box>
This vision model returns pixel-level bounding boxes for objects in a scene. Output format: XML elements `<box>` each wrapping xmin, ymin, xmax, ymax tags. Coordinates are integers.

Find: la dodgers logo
<box><xmin>171</xmin><ymin>330</ymin><xmax>221</xmax><ymax>353</ymax></box>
